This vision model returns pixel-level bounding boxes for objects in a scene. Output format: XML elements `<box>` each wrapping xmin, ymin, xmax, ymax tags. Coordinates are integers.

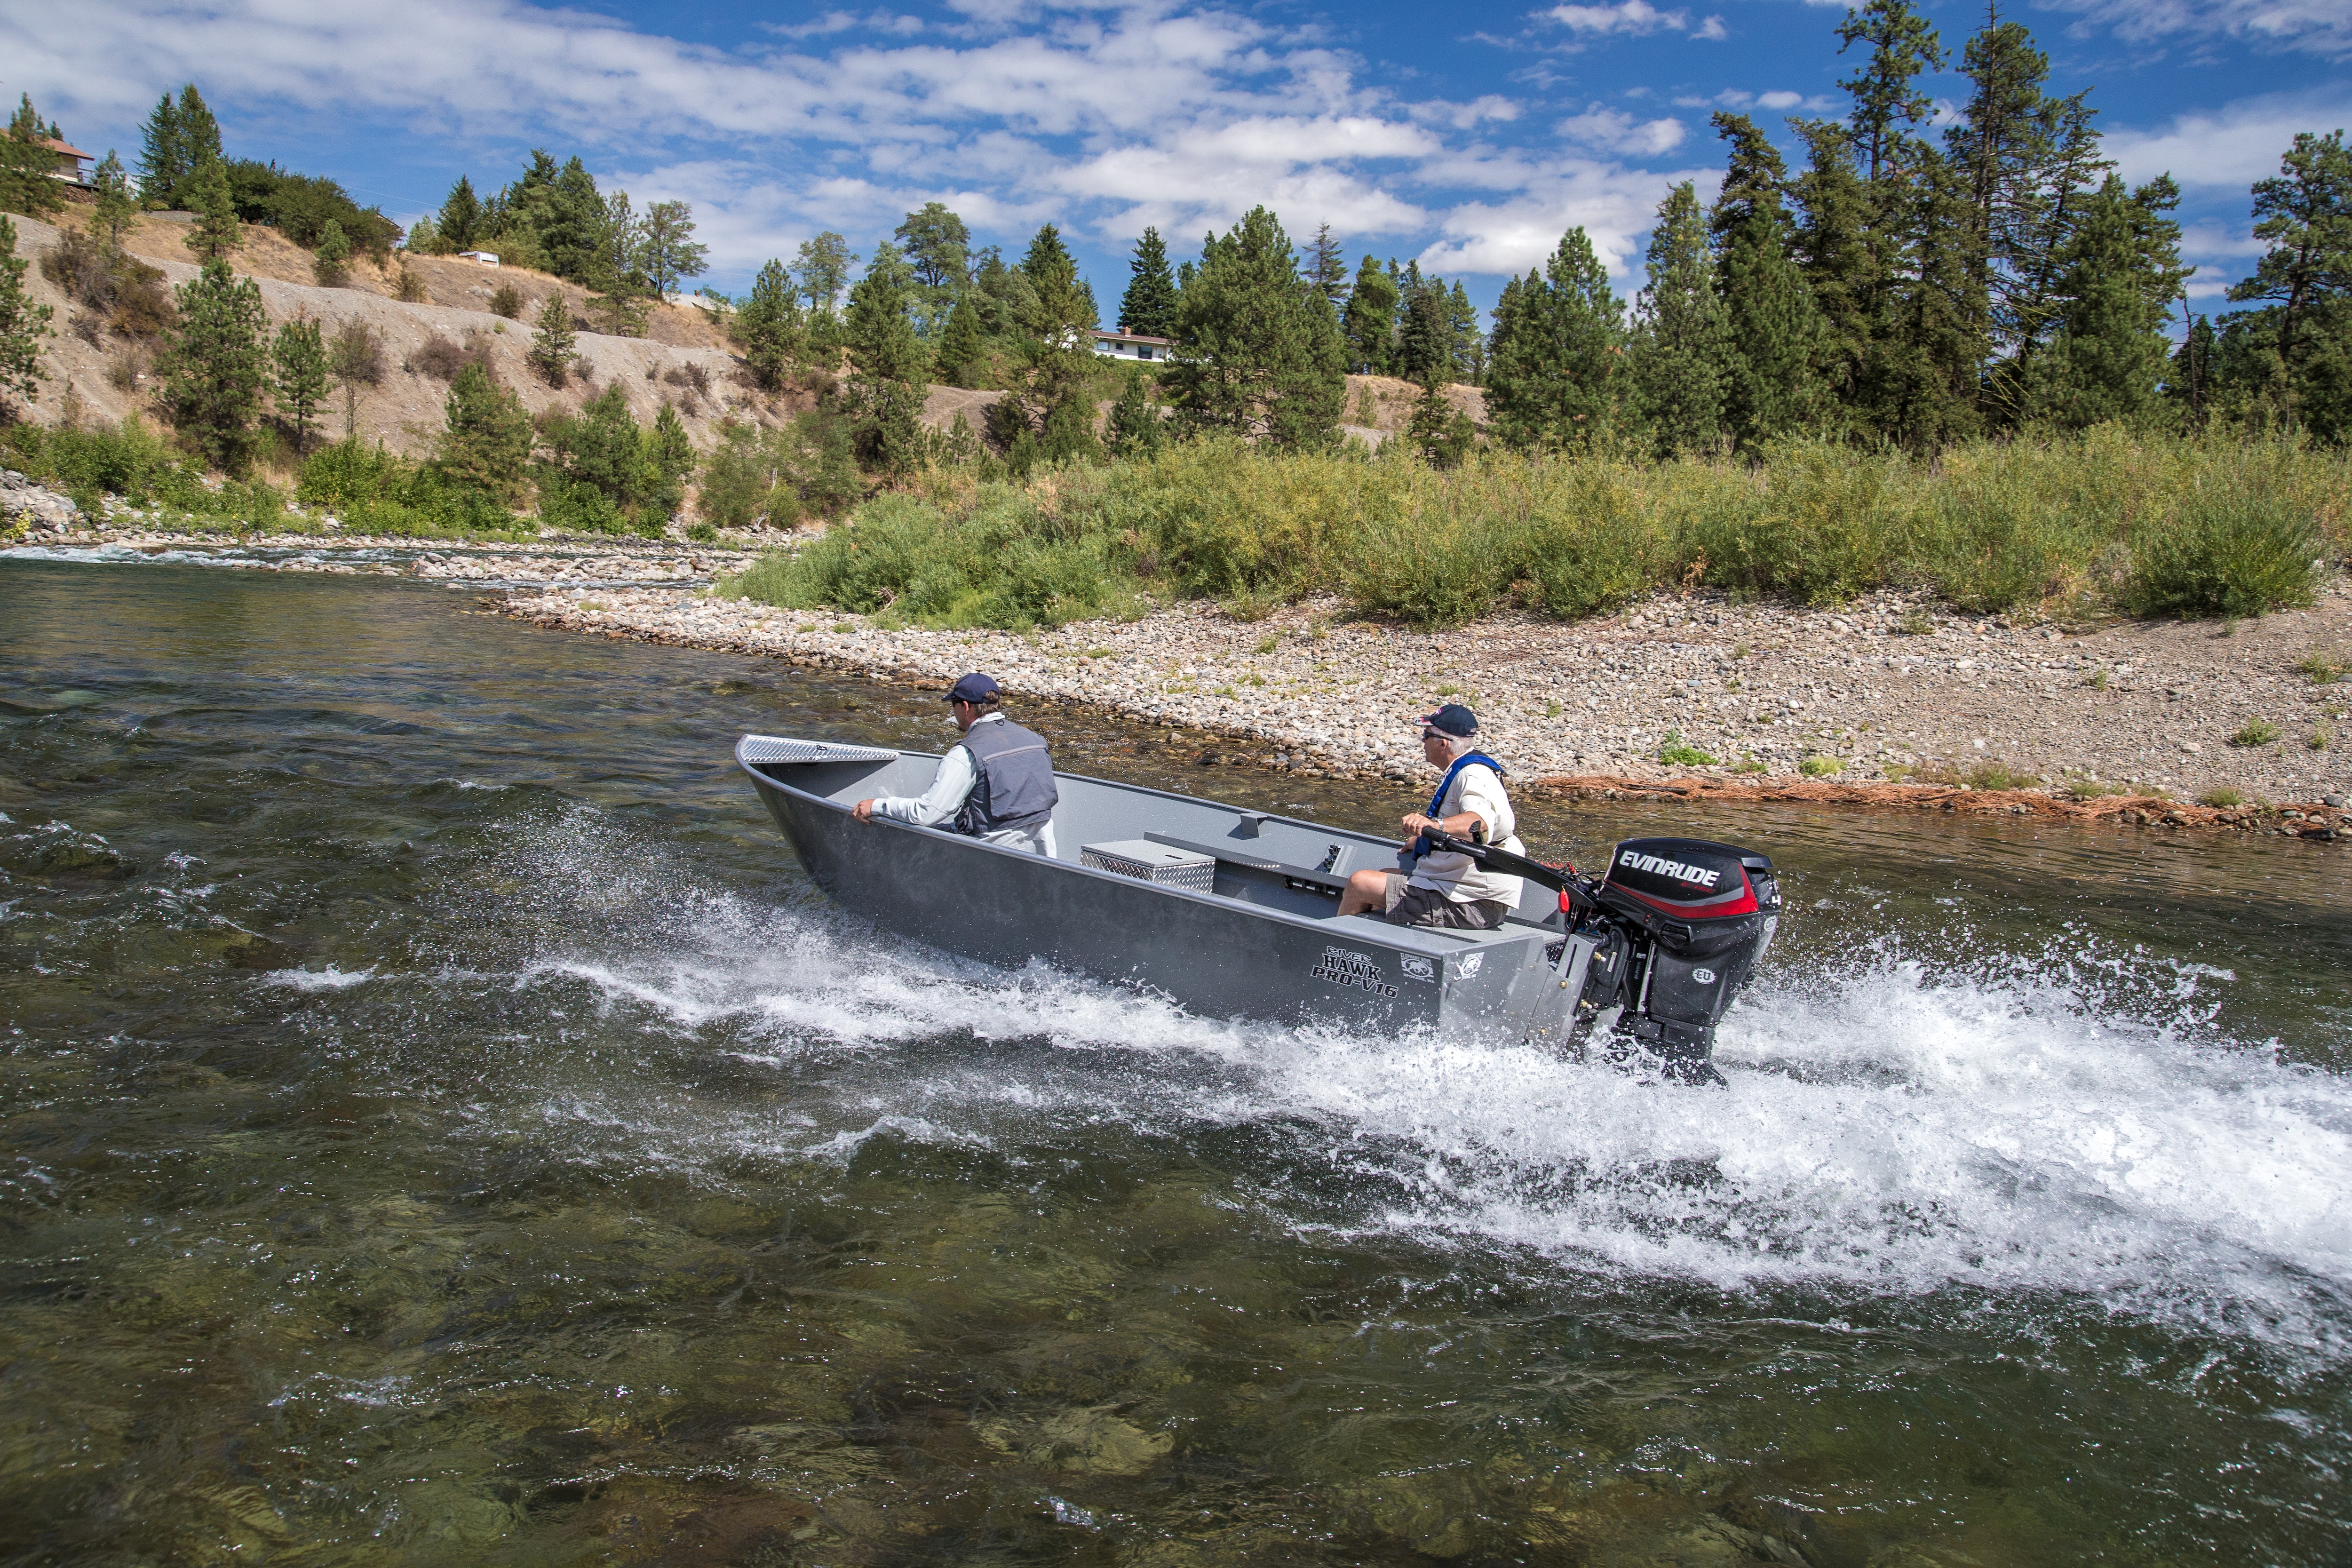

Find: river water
<box><xmin>3</xmin><ymin>560</ymin><xmax>2348</xmax><ymax>1567</ymax></box>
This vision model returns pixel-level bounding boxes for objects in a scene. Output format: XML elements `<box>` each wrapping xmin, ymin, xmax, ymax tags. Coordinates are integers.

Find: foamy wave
<box><xmin>264</xmin><ymin>965</ymin><xmax>378</xmax><ymax>992</ymax></box>
<box><xmin>450</xmin><ymin>809</ymin><xmax>2352</xmax><ymax>1358</ymax></box>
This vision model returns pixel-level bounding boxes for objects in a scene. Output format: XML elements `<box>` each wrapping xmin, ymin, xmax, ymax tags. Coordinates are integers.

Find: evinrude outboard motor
<box><xmin>1415</xmin><ymin>828</ymin><xmax>1781</xmax><ymax>1085</ymax></box>
<box><xmin>1574</xmin><ymin>838</ymin><xmax>1780</xmax><ymax>1083</ymax></box>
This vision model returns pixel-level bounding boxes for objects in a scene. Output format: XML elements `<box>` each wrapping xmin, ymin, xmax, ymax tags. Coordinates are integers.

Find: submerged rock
<box><xmin>975</xmin><ymin>1401</ymin><xmax>1175</xmax><ymax>1476</ymax></box>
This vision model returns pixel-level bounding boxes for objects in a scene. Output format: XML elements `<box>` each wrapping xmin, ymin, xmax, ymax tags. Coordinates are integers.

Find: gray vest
<box><xmin>954</xmin><ymin>716</ymin><xmax>1058</xmax><ymax>835</ymax></box>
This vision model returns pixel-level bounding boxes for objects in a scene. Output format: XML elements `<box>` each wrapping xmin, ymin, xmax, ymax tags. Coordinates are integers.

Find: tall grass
<box><xmin>715</xmin><ymin>427</ymin><xmax>2352</xmax><ymax>631</ymax></box>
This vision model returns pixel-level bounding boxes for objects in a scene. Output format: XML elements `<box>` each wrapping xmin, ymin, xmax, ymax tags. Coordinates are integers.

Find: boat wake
<box><xmin>404</xmin><ymin>810</ymin><xmax>2352</xmax><ymax>1361</ymax></box>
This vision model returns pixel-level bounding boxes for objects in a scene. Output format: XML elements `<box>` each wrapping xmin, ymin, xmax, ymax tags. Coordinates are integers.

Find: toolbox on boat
<box><xmin>1079</xmin><ymin>839</ymin><xmax>1216</xmax><ymax>892</ymax></box>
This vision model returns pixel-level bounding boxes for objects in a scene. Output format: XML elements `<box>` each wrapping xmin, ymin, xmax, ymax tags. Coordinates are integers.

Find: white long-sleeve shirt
<box><xmin>866</xmin><ymin>713</ymin><xmax>1059</xmax><ymax>856</ymax></box>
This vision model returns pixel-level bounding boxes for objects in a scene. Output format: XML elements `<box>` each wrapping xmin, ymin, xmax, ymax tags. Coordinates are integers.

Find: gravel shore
<box><xmin>11</xmin><ymin>485</ymin><xmax>2350</xmax><ymax>840</ymax></box>
<box><xmin>502</xmin><ymin>568</ymin><xmax>2352</xmax><ymax>839</ymax></box>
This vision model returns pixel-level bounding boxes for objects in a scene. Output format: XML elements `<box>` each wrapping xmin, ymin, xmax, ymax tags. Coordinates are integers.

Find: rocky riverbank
<box><xmin>11</xmin><ymin>472</ymin><xmax>2350</xmax><ymax>839</ymax></box>
<box><xmin>502</xmin><ymin>573</ymin><xmax>2352</xmax><ymax>840</ymax></box>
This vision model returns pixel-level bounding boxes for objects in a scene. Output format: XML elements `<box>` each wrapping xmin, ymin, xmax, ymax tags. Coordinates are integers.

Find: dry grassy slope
<box><xmin>8</xmin><ymin>206</ymin><xmax>1483</xmax><ymax>462</ymax></box>
<box><xmin>6</xmin><ymin>210</ymin><xmax>769</xmax><ymax>462</ymax></box>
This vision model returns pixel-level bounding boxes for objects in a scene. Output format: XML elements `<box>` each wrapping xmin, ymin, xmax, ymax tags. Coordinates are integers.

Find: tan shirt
<box><xmin>1406</xmin><ymin>761</ymin><xmax>1525</xmax><ymax>906</ymax></box>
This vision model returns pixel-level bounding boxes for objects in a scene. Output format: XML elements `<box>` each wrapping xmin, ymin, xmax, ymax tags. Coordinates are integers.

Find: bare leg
<box><xmin>1336</xmin><ymin>868</ymin><xmax>1391</xmax><ymax>919</ymax></box>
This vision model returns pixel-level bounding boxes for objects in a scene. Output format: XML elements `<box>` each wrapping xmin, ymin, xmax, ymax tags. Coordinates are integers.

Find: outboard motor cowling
<box><xmin>1585</xmin><ymin>837</ymin><xmax>1780</xmax><ymax>1081</ymax></box>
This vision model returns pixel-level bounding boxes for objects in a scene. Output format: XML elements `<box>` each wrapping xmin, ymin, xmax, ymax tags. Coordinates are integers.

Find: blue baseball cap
<box><xmin>1418</xmin><ymin>703</ymin><xmax>1478</xmax><ymax>737</ymax></box>
<box><xmin>946</xmin><ymin>672</ymin><xmax>1001</xmax><ymax>704</ymax></box>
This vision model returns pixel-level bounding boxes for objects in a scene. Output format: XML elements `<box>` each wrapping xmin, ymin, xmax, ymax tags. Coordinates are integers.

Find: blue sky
<box><xmin>5</xmin><ymin>0</ymin><xmax>2347</xmax><ymax>321</ymax></box>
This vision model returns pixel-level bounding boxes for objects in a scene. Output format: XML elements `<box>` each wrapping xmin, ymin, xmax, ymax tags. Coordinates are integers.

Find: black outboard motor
<box><xmin>1414</xmin><ymin>827</ymin><xmax>1781</xmax><ymax>1085</ymax></box>
<box><xmin>1577</xmin><ymin>837</ymin><xmax>1780</xmax><ymax>1083</ymax></box>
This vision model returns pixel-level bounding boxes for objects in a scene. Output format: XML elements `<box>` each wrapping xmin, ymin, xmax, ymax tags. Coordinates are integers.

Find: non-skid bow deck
<box><xmin>736</xmin><ymin>735</ymin><xmax>1576</xmax><ymax>1041</ymax></box>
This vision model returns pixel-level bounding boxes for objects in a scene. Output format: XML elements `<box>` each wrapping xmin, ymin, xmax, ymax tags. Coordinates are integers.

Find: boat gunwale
<box><xmin>732</xmin><ymin>735</ymin><xmax>1553</xmax><ymax>953</ymax></box>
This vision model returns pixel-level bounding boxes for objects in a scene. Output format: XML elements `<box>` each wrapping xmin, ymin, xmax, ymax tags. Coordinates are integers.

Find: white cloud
<box><xmin>1559</xmin><ymin>105</ymin><xmax>1687</xmax><ymax>155</ymax></box>
<box><xmin>1417</xmin><ymin>156</ymin><xmax>1716</xmax><ymax>278</ymax></box>
<box><xmin>1543</xmin><ymin>1</ymin><xmax>1696</xmax><ymax>36</ymax></box>
<box><xmin>2109</xmin><ymin>90</ymin><xmax>2352</xmax><ymax>188</ymax></box>
<box><xmin>0</xmin><ymin>0</ymin><xmax>1719</xmax><ymax>281</ymax></box>
<box><xmin>2048</xmin><ymin>0</ymin><xmax>2352</xmax><ymax>61</ymax></box>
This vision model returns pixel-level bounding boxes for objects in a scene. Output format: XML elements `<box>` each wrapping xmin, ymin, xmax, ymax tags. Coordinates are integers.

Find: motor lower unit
<box><xmin>1559</xmin><ymin>836</ymin><xmax>1781</xmax><ymax>1083</ymax></box>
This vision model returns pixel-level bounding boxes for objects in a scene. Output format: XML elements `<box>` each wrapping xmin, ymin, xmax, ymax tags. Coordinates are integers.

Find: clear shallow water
<box><xmin>3</xmin><ymin>560</ymin><xmax>2349</xmax><ymax>1567</ymax></box>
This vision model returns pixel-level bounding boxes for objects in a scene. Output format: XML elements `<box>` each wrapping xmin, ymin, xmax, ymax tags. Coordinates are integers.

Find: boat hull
<box><xmin>740</xmin><ymin>742</ymin><xmax>1568</xmax><ymax>1042</ymax></box>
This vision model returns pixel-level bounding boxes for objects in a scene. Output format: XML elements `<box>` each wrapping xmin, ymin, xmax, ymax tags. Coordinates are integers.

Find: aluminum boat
<box><xmin>737</xmin><ymin>735</ymin><xmax>1782</xmax><ymax>1067</ymax></box>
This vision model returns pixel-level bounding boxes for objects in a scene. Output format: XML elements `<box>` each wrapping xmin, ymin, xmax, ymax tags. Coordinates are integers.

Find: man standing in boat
<box><xmin>1335</xmin><ymin>704</ymin><xmax>1525</xmax><ymax>929</ymax></box>
<box><xmin>850</xmin><ymin>673</ymin><xmax>1060</xmax><ymax>855</ymax></box>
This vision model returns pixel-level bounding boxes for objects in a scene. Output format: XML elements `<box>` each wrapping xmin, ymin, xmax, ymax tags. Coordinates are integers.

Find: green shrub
<box><xmin>1964</xmin><ymin>761</ymin><xmax>2039</xmax><ymax>790</ymax></box>
<box><xmin>1659</xmin><ymin>732</ymin><xmax>1718</xmax><ymax>766</ymax></box>
<box><xmin>1798</xmin><ymin>755</ymin><xmax>1844</xmax><ymax>778</ymax></box>
<box><xmin>0</xmin><ymin>418</ymin><xmax>208</xmax><ymax>514</ymax></box>
<box><xmin>1923</xmin><ymin>463</ymin><xmax>2083</xmax><ymax>613</ymax></box>
<box><xmin>2199</xmin><ymin>787</ymin><xmax>2248</xmax><ymax>808</ymax></box>
<box><xmin>2229</xmin><ymin>718</ymin><xmax>2281</xmax><ymax>747</ymax></box>
<box><xmin>2125</xmin><ymin>485</ymin><xmax>2320</xmax><ymax>619</ymax></box>
<box><xmin>294</xmin><ymin>438</ymin><xmax>524</xmax><ymax>537</ymax></box>
<box><xmin>727</xmin><ymin>487</ymin><xmax>1122</xmax><ymax>630</ymax></box>
<box><xmin>1520</xmin><ymin>468</ymin><xmax>1662</xmax><ymax>621</ymax></box>
<box><xmin>1695</xmin><ymin>443</ymin><xmax>1904</xmax><ymax>606</ymax></box>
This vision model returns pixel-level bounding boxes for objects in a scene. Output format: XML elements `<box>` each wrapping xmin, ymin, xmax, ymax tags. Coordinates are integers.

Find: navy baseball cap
<box><xmin>1418</xmin><ymin>703</ymin><xmax>1478</xmax><ymax>737</ymax></box>
<box><xmin>946</xmin><ymin>672</ymin><xmax>1001</xmax><ymax>703</ymax></box>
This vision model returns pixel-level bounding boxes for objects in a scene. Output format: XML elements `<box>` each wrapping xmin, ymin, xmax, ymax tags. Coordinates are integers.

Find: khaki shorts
<box><xmin>1381</xmin><ymin>873</ymin><xmax>1513</xmax><ymax>930</ymax></box>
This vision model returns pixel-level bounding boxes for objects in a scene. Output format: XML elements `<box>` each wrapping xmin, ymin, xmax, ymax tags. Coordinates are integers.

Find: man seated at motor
<box><xmin>850</xmin><ymin>673</ymin><xmax>1059</xmax><ymax>855</ymax></box>
<box><xmin>1335</xmin><ymin>704</ymin><xmax>1526</xmax><ymax>929</ymax></box>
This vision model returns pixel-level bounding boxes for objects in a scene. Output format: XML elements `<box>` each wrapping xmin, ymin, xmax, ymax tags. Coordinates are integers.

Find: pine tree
<box><xmin>642</xmin><ymin>401</ymin><xmax>695</xmax><ymax>519</ymax></box>
<box><xmin>438</xmin><ymin>176</ymin><xmax>481</xmax><ymax>252</ymax></box>
<box><xmin>893</xmin><ymin>202</ymin><xmax>970</xmax><ymax>303</ymax></box>
<box><xmin>1485</xmin><ymin>227</ymin><xmax>1627</xmax><ymax>451</ymax></box>
<box><xmin>737</xmin><ymin>258</ymin><xmax>803</xmax><ymax>393</ymax></box>
<box><xmin>1447</xmin><ymin>281</ymin><xmax>1485</xmax><ymax>384</ymax></box>
<box><xmin>1107</xmin><ymin>364</ymin><xmax>1165</xmax><ymax>458</ymax></box>
<box><xmin>1710</xmin><ymin>113</ymin><xmax>1828</xmax><ymax>448</ymax></box>
<box><xmin>999</xmin><ymin>223</ymin><xmax>1102</xmax><ymax>458</ymax></box>
<box><xmin>1342</xmin><ymin>255</ymin><xmax>1397</xmax><ymax>374</ymax></box>
<box><xmin>90</xmin><ymin>151</ymin><xmax>137</xmax><ymax>250</ymax></box>
<box><xmin>2226</xmin><ymin>129</ymin><xmax>2352</xmax><ymax>429</ymax></box>
<box><xmin>271</xmin><ymin>316</ymin><xmax>328</xmax><ymax>453</ymax></box>
<box><xmin>640</xmin><ymin>200</ymin><xmax>708</xmax><ymax>298</ymax></box>
<box><xmin>1309</xmin><ymin>223</ymin><xmax>1349</xmax><ymax>309</ymax></box>
<box><xmin>1629</xmin><ymin>182</ymin><xmax>1729</xmax><ymax>458</ymax></box>
<box><xmin>1394</xmin><ymin>278</ymin><xmax>1451</xmax><ymax>385</ymax></box>
<box><xmin>0</xmin><ymin>216</ymin><xmax>53</xmax><ymax>416</ymax></box>
<box><xmin>189</xmin><ymin>158</ymin><xmax>243</xmax><ymax>261</ymax></box>
<box><xmin>312</xmin><ymin>218</ymin><xmax>350</xmax><ymax>286</ymax></box>
<box><xmin>795</xmin><ymin>231</ymin><xmax>858</xmax><ymax>318</ymax></box>
<box><xmin>136</xmin><ymin>91</ymin><xmax>183</xmax><ymax>210</ymax></box>
<box><xmin>1162</xmin><ymin>207</ymin><xmax>1349</xmax><ymax>449</ymax></box>
<box><xmin>0</xmin><ymin>94</ymin><xmax>64</xmax><ymax>219</ymax></box>
<box><xmin>136</xmin><ymin>85</ymin><xmax>218</xmax><ymax>211</ymax></box>
<box><xmin>1120</xmin><ymin>226</ymin><xmax>1179</xmax><ymax>337</ymax></box>
<box><xmin>435</xmin><ymin>361</ymin><xmax>533</xmax><ymax>501</ymax></box>
<box><xmin>934</xmin><ymin>292</ymin><xmax>985</xmax><ymax>388</ymax></box>
<box><xmin>158</xmin><ymin>259</ymin><xmax>268</xmax><ymax>470</ymax></box>
<box><xmin>175</xmin><ymin>85</ymin><xmax>221</xmax><ymax>177</ymax></box>
<box><xmin>529</xmin><ymin>293</ymin><xmax>577</xmax><ymax>385</ymax></box>
<box><xmin>2024</xmin><ymin>174</ymin><xmax>2172</xmax><ymax>429</ymax></box>
<box><xmin>1790</xmin><ymin>118</ymin><xmax>1875</xmax><ymax>408</ymax></box>
<box><xmin>1407</xmin><ymin>375</ymin><xmax>1474</xmax><ymax>469</ymax></box>
<box><xmin>844</xmin><ymin>241</ymin><xmax>931</xmax><ymax>473</ymax></box>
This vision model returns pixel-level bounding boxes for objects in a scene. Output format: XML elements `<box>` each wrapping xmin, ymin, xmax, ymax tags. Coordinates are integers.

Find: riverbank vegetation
<box><xmin>723</xmin><ymin>430</ymin><xmax>2348</xmax><ymax>630</ymax></box>
<box><xmin>7</xmin><ymin>1</ymin><xmax>2352</xmax><ymax>636</ymax></box>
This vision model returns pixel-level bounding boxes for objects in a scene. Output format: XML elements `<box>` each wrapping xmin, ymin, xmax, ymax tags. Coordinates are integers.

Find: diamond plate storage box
<box><xmin>1080</xmin><ymin>839</ymin><xmax>1216</xmax><ymax>892</ymax></box>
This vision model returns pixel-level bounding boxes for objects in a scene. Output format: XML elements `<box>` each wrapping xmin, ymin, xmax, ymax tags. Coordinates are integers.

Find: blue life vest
<box><xmin>954</xmin><ymin>716</ymin><xmax>1059</xmax><ymax>835</ymax></box>
<box><xmin>1414</xmin><ymin>751</ymin><xmax>1504</xmax><ymax>855</ymax></box>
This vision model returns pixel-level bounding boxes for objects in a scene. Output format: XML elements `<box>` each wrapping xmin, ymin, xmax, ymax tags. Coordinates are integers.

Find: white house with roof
<box><xmin>1091</xmin><ymin>326</ymin><xmax>1174</xmax><ymax>362</ymax></box>
<box><xmin>36</xmin><ymin>137</ymin><xmax>91</xmax><ymax>186</ymax></box>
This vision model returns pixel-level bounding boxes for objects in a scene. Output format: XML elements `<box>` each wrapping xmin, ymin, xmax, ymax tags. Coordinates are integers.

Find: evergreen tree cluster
<box><xmin>411</xmin><ymin>153</ymin><xmax>708</xmax><ymax>331</ymax></box>
<box><xmin>1466</xmin><ymin>1</ymin><xmax>2352</xmax><ymax>455</ymax></box>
